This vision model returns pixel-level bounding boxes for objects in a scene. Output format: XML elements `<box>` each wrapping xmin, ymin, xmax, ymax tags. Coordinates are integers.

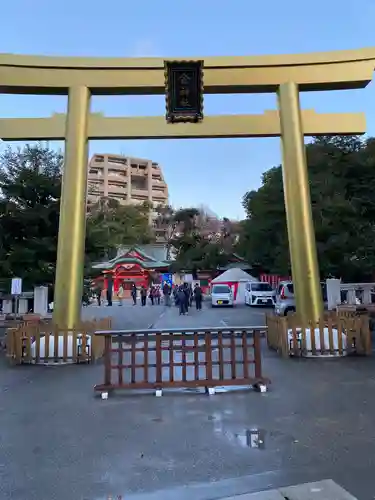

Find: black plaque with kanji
<box><xmin>164</xmin><ymin>60</ymin><xmax>204</xmax><ymax>123</ymax></box>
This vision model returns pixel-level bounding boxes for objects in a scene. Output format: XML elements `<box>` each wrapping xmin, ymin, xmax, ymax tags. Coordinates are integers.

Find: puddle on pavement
<box><xmin>226</xmin><ymin>428</ymin><xmax>266</xmax><ymax>449</ymax></box>
<box><xmin>210</xmin><ymin>411</ymin><xmax>266</xmax><ymax>449</ymax></box>
<box><xmin>151</xmin><ymin>417</ymin><xmax>163</xmax><ymax>423</ymax></box>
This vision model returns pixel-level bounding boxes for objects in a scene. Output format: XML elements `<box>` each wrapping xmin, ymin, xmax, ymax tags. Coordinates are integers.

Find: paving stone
<box><xmin>3</xmin><ymin>299</ymin><xmax>375</xmax><ymax>500</ymax></box>
<box><xmin>279</xmin><ymin>479</ymin><xmax>357</xmax><ymax>500</ymax></box>
<box><xmin>220</xmin><ymin>490</ymin><xmax>285</xmax><ymax>499</ymax></box>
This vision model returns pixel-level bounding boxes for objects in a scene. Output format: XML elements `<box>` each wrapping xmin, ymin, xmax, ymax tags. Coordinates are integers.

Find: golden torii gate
<box><xmin>0</xmin><ymin>48</ymin><xmax>374</xmax><ymax>328</ymax></box>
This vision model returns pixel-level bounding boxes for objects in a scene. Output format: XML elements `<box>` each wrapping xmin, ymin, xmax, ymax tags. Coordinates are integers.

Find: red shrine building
<box><xmin>92</xmin><ymin>244</ymin><xmax>252</xmax><ymax>298</ymax></box>
<box><xmin>92</xmin><ymin>245</ymin><xmax>170</xmax><ymax>297</ymax></box>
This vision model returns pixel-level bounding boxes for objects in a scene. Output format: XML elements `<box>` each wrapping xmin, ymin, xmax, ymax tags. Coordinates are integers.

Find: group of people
<box><xmin>139</xmin><ymin>284</ymin><xmax>162</xmax><ymax>306</ymax></box>
<box><xmin>93</xmin><ymin>280</ymin><xmax>203</xmax><ymax>312</ymax></box>
<box><xmin>119</xmin><ymin>282</ymin><xmax>172</xmax><ymax>307</ymax></box>
<box><xmin>173</xmin><ymin>282</ymin><xmax>203</xmax><ymax>315</ymax></box>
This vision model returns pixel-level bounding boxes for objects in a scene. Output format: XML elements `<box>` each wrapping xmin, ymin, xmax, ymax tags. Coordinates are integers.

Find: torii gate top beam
<box><xmin>0</xmin><ymin>48</ymin><xmax>374</xmax><ymax>95</ymax></box>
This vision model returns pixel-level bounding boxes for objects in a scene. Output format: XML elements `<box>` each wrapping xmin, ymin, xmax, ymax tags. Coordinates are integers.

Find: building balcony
<box><xmin>88</xmin><ymin>183</ymin><xmax>104</xmax><ymax>194</ymax></box>
<box><xmin>108</xmin><ymin>169</ymin><xmax>128</xmax><ymax>177</ymax></box>
<box><xmin>131</xmin><ymin>198</ymin><xmax>149</xmax><ymax>205</ymax></box>
<box><xmin>131</xmin><ymin>169</ymin><xmax>148</xmax><ymax>178</ymax></box>
<box><xmin>152</xmin><ymin>179</ymin><xmax>167</xmax><ymax>189</ymax></box>
<box><xmin>131</xmin><ymin>188</ymin><xmax>149</xmax><ymax>197</ymax></box>
<box><xmin>107</xmin><ymin>156</ymin><xmax>127</xmax><ymax>166</ymax></box>
<box><xmin>91</xmin><ymin>156</ymin><xmax>105</xmax><ymax>164</ymax></box>
<box><xmin>88</xmin><ymin>191</ymin><xmax>105</xmax><ymax>199</ymax></box>
<box><xmin>107</xmin><ymin>174</ymin><xmax>127</xmax><ymax>184</ymax></box>
<box><xmin>108</xmin><ymin>184</ymin><xmax>127</xmax><ymax>195</ymax></box>
<box><xmin>152</xmin><ymin>191</ymin><xmax>167</xmax><ymax>199</ymax></box>
<box><xmin>88</xmin><ymin>171</ymin><xmax>104</xmax><ymax>179</ymax></box>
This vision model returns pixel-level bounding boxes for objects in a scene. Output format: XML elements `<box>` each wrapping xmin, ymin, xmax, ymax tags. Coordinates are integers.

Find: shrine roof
<box><xmin>115</xmin><ymin>244</ymin><xmax>169</xmax><ymax>262</ymax></box>
<box><xmin>92</xmin><ymin>245</ymin><xmax>170</xmax><ymax>271</ymax></box>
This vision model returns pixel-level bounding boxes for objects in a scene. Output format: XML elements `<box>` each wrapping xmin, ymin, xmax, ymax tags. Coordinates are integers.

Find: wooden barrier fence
<box><xmin>6</xmin><ymin>318</ymin><xmax>111</xmax><ymax>365</ymax></box>
<box><xmin>94</xmin><ymin>326</ymin><xmax>269</xmax><ymax>396</ymax></box>
<box><xmin>266</xmin><ymin>312</ymin><xmax>371</xmax><ymax>357</ymax></box>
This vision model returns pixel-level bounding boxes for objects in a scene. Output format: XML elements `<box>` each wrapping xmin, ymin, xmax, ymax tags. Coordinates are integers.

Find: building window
<box><xmin>132</xmin><ymin>179</ymin><xmax>147</xmax><ymax>190</ymax></box>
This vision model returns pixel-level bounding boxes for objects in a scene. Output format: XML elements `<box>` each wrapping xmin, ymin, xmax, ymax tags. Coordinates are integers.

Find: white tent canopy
<box><xmin>212</xmin><ymin>268</ymin><xmax>257</xmax><ymax>283</ymax></box>
<box><xmin>211</xmin><ymin>268</ymin><xmax>257</xmax><ymax>304</ymax></box>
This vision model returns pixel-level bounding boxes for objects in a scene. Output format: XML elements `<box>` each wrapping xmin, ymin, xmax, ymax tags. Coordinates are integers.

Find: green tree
<box><xmin>168</xmin><ymin>207</ymin><xmax>236</xmax><ymax>274</ymax></box>
<box><xmin>239</xmin><ymin>166</ymin><xmax>289</xmax><ymax>274</ymax></box>
<box><xmin>0</xmin><ymin>143</ymin><xmax>62</xmax><ymax>288</ymax></box>
<box><xmin>0</xmin><ymin>144</ymin><xmax>154</xmax><ymax>289</ymax></box>
<box><xmin>239</xmin><ymin>135</ymin><xmax>375</xmax><ymax>281</ymax></box>
<box><xmin>154</xmin><ymin>205</ymin><xmax>242</xmax><ymax>272</ymax></box>
<box><xmin>153</xmin><ymin>204</ymin><xmax>178</xmax><ymax>260</ymax></box>
<box><xmin>171</xmin><ymin>207</ymin><xmax>201</xmax><ymax>261</ymax></box>
<box><xmin>86</xmin><ymin>197</ymin><xmax>153</xmax><ymax>262</ymax></box>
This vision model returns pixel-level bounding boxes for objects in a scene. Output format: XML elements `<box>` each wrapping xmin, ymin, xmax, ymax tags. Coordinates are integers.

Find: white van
<box><xmin>244</xmin><ymin>281</ymin><xmax>275</xmax><ymax>307</ymax></box>
<box><xmin>211</xmin><ymin>284</ymin><xmax>234</xmax><ymax>307</ymax></box>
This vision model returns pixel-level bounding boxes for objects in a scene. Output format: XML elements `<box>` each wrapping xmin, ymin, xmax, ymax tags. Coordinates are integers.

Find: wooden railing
<box><xmin>6</xmin><ymin>318</ymin><xmax>111</xmax><ymax>365</ymax></box>
<box><xmin>266</xmin><ymin>312</ymin><xmax>372</xmax><ymax>357</ymax></box>
<box><xmin>266</xmin><ymin>315</ymin><xmax>288</xmax><ymax>356</ymax></box>
<box><xmin>94</xmin><ymin>326</ymin><xmax>269</xmax><ymax>397</ymax></box>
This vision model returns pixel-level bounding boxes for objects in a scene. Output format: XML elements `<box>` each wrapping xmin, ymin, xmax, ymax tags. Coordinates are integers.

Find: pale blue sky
<box><xmin>1</xmin><ymin>0</ymin><xmax>375</xmax><ymax>219</ymax></box>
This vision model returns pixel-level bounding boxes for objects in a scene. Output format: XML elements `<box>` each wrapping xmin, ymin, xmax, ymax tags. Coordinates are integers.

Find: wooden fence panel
<box><xmin>266</xmin><ymin>312</ymin><xmax>372</xmax><ymax>357</ymax></box>
<box><xmin>94</xmin><ymin>326</ymin><xmax>269</xmax><ymax>395</ymax></box>
<box><xmin>6</xmin><ymin>318</ymin><xmax>111</xmax><ymax>365</ymax></box>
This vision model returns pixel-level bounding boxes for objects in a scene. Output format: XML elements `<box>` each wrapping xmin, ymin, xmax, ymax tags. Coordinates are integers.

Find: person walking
<box><xmin>183</xmin><ymin>283</ymin><xmax>190</xmax><ymax>312</ymax></box>
<box><xmin>189</xmin><ymin>284</ymin><xmax>194</xmax><ymax>307</ymax></box>
<box><xmin>94</xmin><ymin>284</ymin><xmax>102</xmax><ymax>306</ymax></box>
<box><xmin>149</xmin><ymin>286</ymin><xmax>155</xmax><ymax>305</ymax></box>
<box><xmin>106</xmin><ymin>275</ymin><xmax>113</xmax><ymax>307</ymax></box>
<box><xmin>117</xmin><ymin>283</ymin><xmax>124</xmax><ymax>306</ymax></box>
<box><xmin>173</xmin><ymin>284</ymin><xmax>179</xmax><ymax>306</ymax></box>
<box><xmin>131</xmin><ymin>283</ymin><xmax>137</xmax><ymax>305</ymax></box>
<box><xmin>140</xmin><ymin>286</ymin><xmax>147</xmax><ymax>306</ymax></box>
<box><xmin>178</xmin><ymin>286</ymin><xmax>188</xmax><ymax>315</ymax></box>
<box><xmin>155</xmin><ymin>286</ymin><xmax>161</xmax><ymax>305</ymax></box>
<box><xmin>194</xmin><ymin>283</ymin><xmax>203</xmax><ymax>310</ymax></box>
<box><xmin>163</xmin><ymin>282</ymin><xmax>171</xmax><ymax>306</ymax></box>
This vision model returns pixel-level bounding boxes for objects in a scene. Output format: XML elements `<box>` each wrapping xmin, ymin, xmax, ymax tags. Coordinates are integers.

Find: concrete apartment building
<box><xmin>87</xmin><ymin>153</ymin><xmax>169</xmax><ymax>210</ymax></box>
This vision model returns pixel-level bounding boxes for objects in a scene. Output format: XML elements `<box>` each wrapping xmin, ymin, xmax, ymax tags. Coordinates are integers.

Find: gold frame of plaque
<box><xmin>164</xmin><ymin>60</ymin><xmax>204</xmax><ymax>123</ymax></box>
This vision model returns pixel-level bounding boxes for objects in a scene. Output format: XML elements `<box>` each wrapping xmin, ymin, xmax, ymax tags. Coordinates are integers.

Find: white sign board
<box><xmin>11</xmin><ymin>277</ymin><xmax>22</xmax><ymax>295</ymax></box>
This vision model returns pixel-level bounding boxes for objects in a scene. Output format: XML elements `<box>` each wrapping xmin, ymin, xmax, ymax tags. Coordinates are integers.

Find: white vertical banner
<box><xmin>11</xmin><ymin>277</ymin><xmax>22</xmax><ymax>296</ymax></box>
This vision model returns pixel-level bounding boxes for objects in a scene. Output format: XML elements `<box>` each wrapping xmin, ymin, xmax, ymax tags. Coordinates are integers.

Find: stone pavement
<box><xmin>150</xmin><ymin>300</ymin><xmax>269</xmax><ymax>330</ymax></box>
<box><xmin>1</xmin><ymin>304</ymin><xmax>375</xmax><ymax>499</ymax></box>
<box><xmin>218</xmin><ymin>480</ymin><xmax>357</xmax><ymax>499</ymax></box>
<box><xmin>124</xmin><ymin>479</ymin><xmax>357</xmax><ymax>499</ymax></box>
<box><xmin>82</xmin><ymin>299</ymin><xmax>167</xmax><ymax>330</ymax></box>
